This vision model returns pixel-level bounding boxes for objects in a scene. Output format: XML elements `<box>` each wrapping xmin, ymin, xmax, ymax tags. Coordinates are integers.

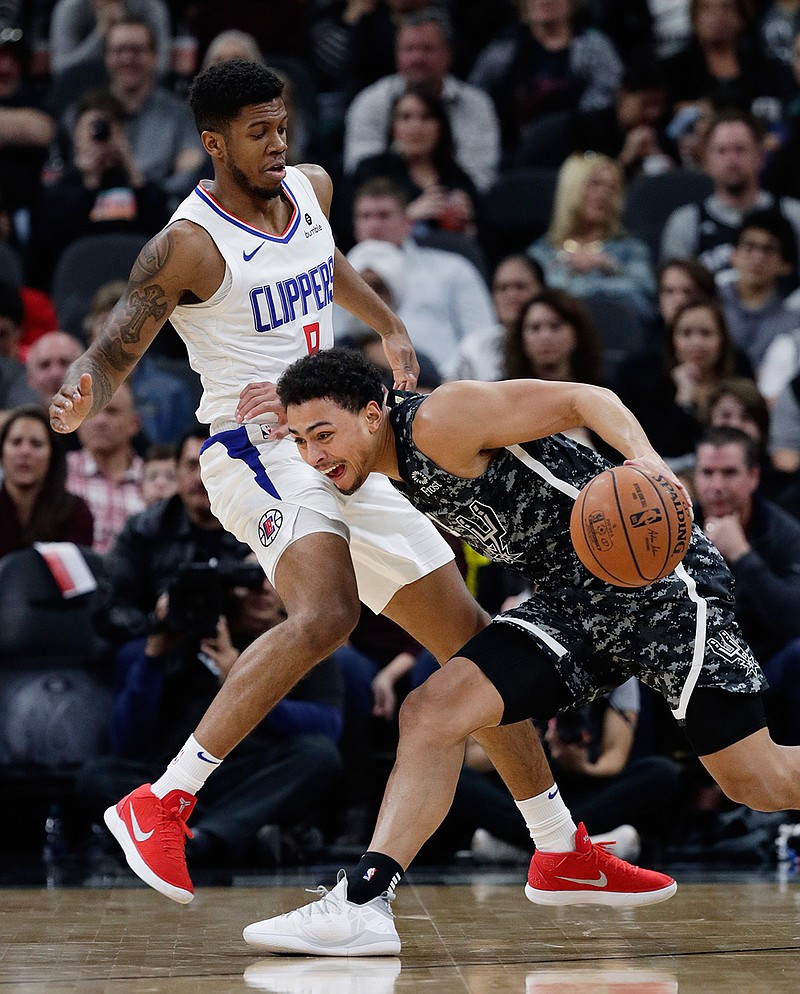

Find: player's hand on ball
<box><xmin>236</xmin><ymin>381</ymin><xmax>289</xmax><ymax>440</ymax></box>
<box><xmin>49</xmin><ymin>373</ymin><xmax>93</xmax><ymax>433</ymax></box>
<box><xmin>624</xmin><ymin>452</ymin><xmax>692</xmax><ymax>512</ymax></box>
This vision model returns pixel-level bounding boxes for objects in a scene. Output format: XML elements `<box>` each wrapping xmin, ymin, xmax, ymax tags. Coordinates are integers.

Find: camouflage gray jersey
<box><xmin>388</xmin><ymin>392</ymin><xmax>765</xmax><ymax>717</ymax></box>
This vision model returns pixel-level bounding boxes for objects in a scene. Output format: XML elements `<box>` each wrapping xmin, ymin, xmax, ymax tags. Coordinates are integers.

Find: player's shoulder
<box><xmin>413</xmin><ymin>381</ymin><xmax>491</xmax><ymax>439</ymax></box>
<box><xmin>294</xmin><ymin>163</ymin><xmax>334</xmax><ymax>211</ymax></box>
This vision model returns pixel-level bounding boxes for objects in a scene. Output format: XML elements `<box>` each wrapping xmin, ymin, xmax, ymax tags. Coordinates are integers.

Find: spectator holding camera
<box><xmin>27</xmin><ymin>88</ymin><xmax>169</xmax><ymax>291</ymax></box>
<box><xmin>79</xmin><ymin>426</ymin><xmax>342</xmax><ymax>863</ymax></box>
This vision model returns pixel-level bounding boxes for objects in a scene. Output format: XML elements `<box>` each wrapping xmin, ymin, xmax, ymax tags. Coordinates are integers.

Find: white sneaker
<box><xmin>242</xmin><ymin>871</ymin><xmax>401</xmax><ymax>957</ymax></box>
<box><xmin>588</xmin><ymin>824</ymin><xmax>642</xmax><ymax>863</ymax></box>
<box><xmin>243</xmin><ymin>957</ymin><xmax>401</xmax><ymax>993</ymax></box>
<box><xmin>471</xmin><ymin>828</ymin><xmax>530</xmax><ymax>864</ymax></box>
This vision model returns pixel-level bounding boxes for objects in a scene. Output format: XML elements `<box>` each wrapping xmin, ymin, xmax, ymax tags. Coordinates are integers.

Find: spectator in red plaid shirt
<box><xmin>66</xmin><ymin>380</ymin><xmax>144</xmax><ymax>552</ymax></box>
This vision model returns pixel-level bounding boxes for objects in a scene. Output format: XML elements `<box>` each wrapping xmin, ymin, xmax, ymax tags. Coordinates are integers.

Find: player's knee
<box><xmin>398</xmin><ymin>672</ymin><xmax>481</xmax><ymax>746</ymax></box>
<box><xmin>716</xmin><ymin>760</ymin><xmax>789</xmax><ymax>811</ymax></box>
<box><xmin>294</xmin><ymin>592</ymin><xmax>359</xmax><ymax>657</ymax></box>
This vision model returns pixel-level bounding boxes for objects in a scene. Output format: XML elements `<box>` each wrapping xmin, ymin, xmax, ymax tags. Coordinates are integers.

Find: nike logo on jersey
<box><xmin>197</xmin><ymin>750</ymin><xmax>220</xmax><ymax>764</ymax></box>
<box><xmin>556</xmin><ymin>872</ymin><xmax>608</xmax><ymax>888</ymax></box>
<box><xmin>243</xmin><ymin>242</ymin><xmax>265</xmax><ymax>262</ymax></box>
<box><xmin>130</xmin><ymin>806</ymin><xmax>154</xmax><ymax>842</ymax></box>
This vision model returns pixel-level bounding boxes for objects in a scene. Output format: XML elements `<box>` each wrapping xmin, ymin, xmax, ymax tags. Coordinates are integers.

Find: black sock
<box><xmin>346</xmin><ymin>851</ymin><xmax>404</xmax><ymax>905</ymax></box>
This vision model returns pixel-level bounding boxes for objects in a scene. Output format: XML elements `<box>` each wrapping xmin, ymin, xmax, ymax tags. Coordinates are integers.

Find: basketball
<box><xmin>569</xmin><ymin>465</ymin><xmax>692</xmax><ymax>588</ymax></box>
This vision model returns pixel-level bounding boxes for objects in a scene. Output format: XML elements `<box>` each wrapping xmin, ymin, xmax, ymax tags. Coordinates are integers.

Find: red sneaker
<box><xmin>526</xmin><ymin>823</ymin><xmax>677</xmax><ymax>907</ymax></box>
<box><xmin>104</xmin><ymin>784</ymin><xmax>196</xmax><ymax>904</ymax></box>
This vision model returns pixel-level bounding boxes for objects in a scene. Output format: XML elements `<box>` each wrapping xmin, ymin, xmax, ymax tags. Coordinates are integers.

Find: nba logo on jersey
<box><xmin>258</xmin><ymin>509</ymin><xmax>284</xmax><ymax>547</ymax></box>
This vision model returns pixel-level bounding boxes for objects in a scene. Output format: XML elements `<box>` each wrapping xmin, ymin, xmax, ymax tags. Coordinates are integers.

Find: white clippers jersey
<box><xmin>168</xmin><ymin>166</ymin><xmax>336</xmax><ymax>425</ymax></box>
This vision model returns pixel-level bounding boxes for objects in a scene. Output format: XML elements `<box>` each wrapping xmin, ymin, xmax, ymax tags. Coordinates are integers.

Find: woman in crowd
<box><xmin>0</xmin><ymin>405</ymin><xmax>93</xmax><ymax>557</ymax></box>
<box><xmin>655</xmin><ymin>257</ymin><xmax>718</xmax><ymax>345</ymax></box>
<box><xmin>504</xmin><ymin>287</ymin><xmax>604</xmax><ymax>448</ymax></box>
<box><xmin>618</xmin><ymin>297</ymin><xmax>744</xmax><ymax>459</ymax></box>
<box><xmin>527</xmin><ymin>152</ymin><xmax>656</xmax><ymax>320</ymax></box>
<box><xmin>457</xmin><ymin>254</ymin><xmax>545</xmax><ymax>380</ymax></box>
<box><xmin>353</xmin><ymin>85</ymin><xmax>480</xmax><ymax>237</ymax></box>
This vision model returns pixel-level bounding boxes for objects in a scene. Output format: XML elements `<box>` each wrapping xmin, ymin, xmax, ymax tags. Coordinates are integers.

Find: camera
<box><xmin>164</xmin><ymin>560</ymin><xmax>264</xmax><ymax>639</ymax></box>
<box><xmin>90</xmin><ymin>118</ymin><xmax>111</xmax><ymax>142</ymax></box>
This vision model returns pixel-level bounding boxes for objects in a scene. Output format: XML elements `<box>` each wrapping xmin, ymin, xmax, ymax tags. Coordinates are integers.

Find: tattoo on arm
<box><xmin>79</xmin><ymin>230</ymin><xmax>175</xmax><ymax>416</ymax></box>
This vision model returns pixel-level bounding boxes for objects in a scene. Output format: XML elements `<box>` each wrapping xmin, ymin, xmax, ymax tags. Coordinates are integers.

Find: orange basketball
<box><xmin>569</xmin><ymin>465</ymin><xmax>692</xmax><ymax>588</ymax></box>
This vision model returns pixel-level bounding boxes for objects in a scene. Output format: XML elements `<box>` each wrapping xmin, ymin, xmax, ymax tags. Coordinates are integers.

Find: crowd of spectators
<box><xmin>3</xmin><ymin>0</ymin><xmax>800</xmax><ymax>872</ymax></box>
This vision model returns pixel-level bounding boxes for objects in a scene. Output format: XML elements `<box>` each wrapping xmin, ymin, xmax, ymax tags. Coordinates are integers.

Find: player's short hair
<box><xmin>697</xmin><ymin>425</ymin><xmax>760</xmax><ymax>469</ymax></box>
<box><xmin>188</xmin><ymin>59</ymin><xmax>284</xmax><ymax>135</ymax></box>
<box><xmin>278</xmin><ymin>349</ymin><xmax>385</xmax><ymax>415</ymax></box>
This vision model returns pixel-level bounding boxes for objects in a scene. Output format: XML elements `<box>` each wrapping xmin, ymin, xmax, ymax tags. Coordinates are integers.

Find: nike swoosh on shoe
<box><xmin>555</xmin><ymin>872</ymin><xmax>608</xmax><ymax>888</ymax></box>
<box><xmin>130</xmin><ymin>806</ymin><xmax>154</xmax><ymax>842</ymax></box>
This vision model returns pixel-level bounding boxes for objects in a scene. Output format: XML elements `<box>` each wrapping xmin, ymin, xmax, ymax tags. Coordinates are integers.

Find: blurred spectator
<box><xmin>660</xmin><ymin>109</ymin><xmax>800</xmax><ymax>275</ymax></box>
<box><xmin>25</xmin><ymin>330</ymin><xmax>83</xmax><ymax>408</ymax></box>
<box><xmin>617</xmin><ymin>297</ymin><xmax>743</xmax><ymax>458</ymax></box>
<box><xmin>354</xmin><ymin>84</ymin><xmax>479</xmax><ymax>238</ymax></box>
<box><xmin>49</xmin><ymin>0</ymin><xmax>172</xmax><ymax>77</ymax></box>
<box><xmin>66</xmin><ymin>381</ymin><xmax>145</xmax><ymax>553</ymax></box>
<box><xmin>633</xmin><ymin>0</ymin><xmax>693</xmax><ymax>60</ymax></box>
<box><xmin>654</xmin><ymin>257</ymin><xmax>718</xmax><ymax>348</ymax></box>
<box><xmin>351</xmin><ymin>177</ymin><xmax>495</xmax><ymax>378</ymax></box>
<box><xmin>707</xmin><ymin>375</ymin><xmax>770</xmax><ymax>442</ymax></box>
<box><xmin>764</xmin><ymin>27</ymin><xmax>800</xmax><ymax>199</ymax></box>
<box><xmin>768</xmin><ymin>370</ymin><xmax>800</xmax><ymax>470</ymax></box>
<box><xmin>718</xmin><ymin>208</ymin><xmax>800</xmax><ymax>375</ymax></box>
<box><xmin>469</xmin><ymin>0</ymin><xmax>622</xmax><ymax>159</ymax></box>
<box><xmin>0</xmin><ymin>405</ymin><xmax>93</xmax><ymax>557</ymax></box>
<box><xmin>96</xmin><ymin>16</ymin><xmax>206</xmax><ymax>203</ymax></box>
<box><xmin>503</xmin><ymin>287</ymin><xmax>604</xmax><ymax>448</ymax></box>
<box><xmin>660</xmin><ymin>0</ymin><xmax>793</xmax><ymax>114</ymax></box>
<box><xmin>344</xmin><ymin>9</ymin><xmax>501</xmax><ymax>192</ymax></box>
<box><xmin>28</xmin><ymin>89</ymin><xmax>169</xmax><ymax>291</ymax></box>
<box><xmin>527</xmin><ymin>152</ymin><xmax>656</xmax><ymax>320</ymax></box>
<box><xmin>140</xmin><ymin>442</ymin><xmax>176</xmax><ymax>506</ymax></box>
<box><xmin>76</xmin><ymin>430</ymin><xmax>343</xmax><ymax>864</ymax></box>
<box><xmin>83</xmin><ymin>280</ymin><xmax>194</xmax><ymax>444</ymax></box>
<box><xmin>573</xmin><ymin>61</ymin><xmax>675</xmax><ymax>180</ymax></box>
<box><xmin>336</xmin><ymin>0</ymin><xmax>434</xmax><ymax>95</ymax></box>
<box><xmin>695</xmin><ymin>425</ymin><xmax>800</xmax><ymax>743</ymax></box>
<box><xmin>337</xmin><ymin>237</ymin><xmax>442</xmax><ymax>387</ymax></box>
<box><xmin>0</xmin><ymin>27</ymin><xmax>55</xmax><ymax>222</ymax></box>
<box><xmin>201</xmin><ymin>27</ymin><xmax>262</xmax><ymax>66</ymax></box>
<box><xmin>0</xmin><ymin>278</ymin><xmax>23</xmax><ymax>363</ymax></box>
<box><xmin>457</xmin><ymin>253</ymin><xmax>546</xmax><ymax>380</ymax></box>
<box><xmin>759</xmin><ymin>0</ymin><xmax>800</xmax><ymax>64</ymax></box>
<box><xmin>0</xmin><ymin>280</ymin><xmax>38</xmax><ymax>409</ymax></box>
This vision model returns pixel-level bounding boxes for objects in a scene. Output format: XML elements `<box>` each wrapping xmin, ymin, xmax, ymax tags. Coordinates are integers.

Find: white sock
<box><xmin>515</xmin><ymin>784</ymin><xmax>578</xmax><ymax>852</ymax></box>
<box><xmin>151</xmin><ymin>734</ymin><xmax>222</xmax><ymax>798</ymax></box>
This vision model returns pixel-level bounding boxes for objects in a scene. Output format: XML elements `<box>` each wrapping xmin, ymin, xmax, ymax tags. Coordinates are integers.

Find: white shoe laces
<box><xmin>297</xmin><ymin>874</ymin><xmax>396</xmax><ymax>920</ymax></box>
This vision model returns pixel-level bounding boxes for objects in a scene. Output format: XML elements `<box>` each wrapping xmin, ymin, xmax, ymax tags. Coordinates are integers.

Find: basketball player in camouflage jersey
<box><xmin>242</xmin><ymin>348</ymin><xmax>795</xmax><ymax>956</ymax></box>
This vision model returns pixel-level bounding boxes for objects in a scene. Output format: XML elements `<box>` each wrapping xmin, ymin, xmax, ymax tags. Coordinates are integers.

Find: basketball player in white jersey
<box><xmin>49</xmin><ymin>60</ymin><xmax>671</xmax><ymax>926</ymax></box>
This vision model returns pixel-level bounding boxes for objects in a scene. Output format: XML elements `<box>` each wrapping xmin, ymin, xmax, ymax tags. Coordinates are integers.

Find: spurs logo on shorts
<box><xmin>707</xmin><ymin>630</ymin><xmax>752</xmax><ymax>666</ymax></box>
<box><xmin>258</xmin><ymin>509</ymin><xmax>284</xmax><ymax>547</ymax></box>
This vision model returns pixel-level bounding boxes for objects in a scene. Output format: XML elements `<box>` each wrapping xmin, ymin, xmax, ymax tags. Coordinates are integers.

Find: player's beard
<box><xmin>228</xmin><ymin>158</ymin><xmax>284</xmax><ymax>200</ymax></box>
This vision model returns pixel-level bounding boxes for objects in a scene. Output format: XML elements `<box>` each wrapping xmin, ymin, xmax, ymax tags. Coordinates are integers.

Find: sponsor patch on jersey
<box><xmin>258</xmin><ymin>508</ymin><xmax>284</xmax><ymax>547</ymax></box>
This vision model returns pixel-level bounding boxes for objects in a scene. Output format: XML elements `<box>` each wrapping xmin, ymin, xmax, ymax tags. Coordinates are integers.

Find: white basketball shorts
<box><xmin>199</xmin><ymin>423</ymin><xmax>453</xmax><ymax>613</ymax></box>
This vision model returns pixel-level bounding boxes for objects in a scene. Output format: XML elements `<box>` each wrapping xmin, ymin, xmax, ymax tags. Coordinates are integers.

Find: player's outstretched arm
<box><xmin>415</xmin><ymin>379</ymin><xmax>683</xmax><ymax>489</ymax></box>
<box><xmin>50</xmin><ymin>223</ymin><xmax>216</xmax><ymax>433</ymax></box>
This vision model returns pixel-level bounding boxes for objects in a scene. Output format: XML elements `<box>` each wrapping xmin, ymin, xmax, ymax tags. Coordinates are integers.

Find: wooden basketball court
<box><xmin>2</xmin><ymin>875</ymin><xmax>799</xmax><ymax>992</ymax></box>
